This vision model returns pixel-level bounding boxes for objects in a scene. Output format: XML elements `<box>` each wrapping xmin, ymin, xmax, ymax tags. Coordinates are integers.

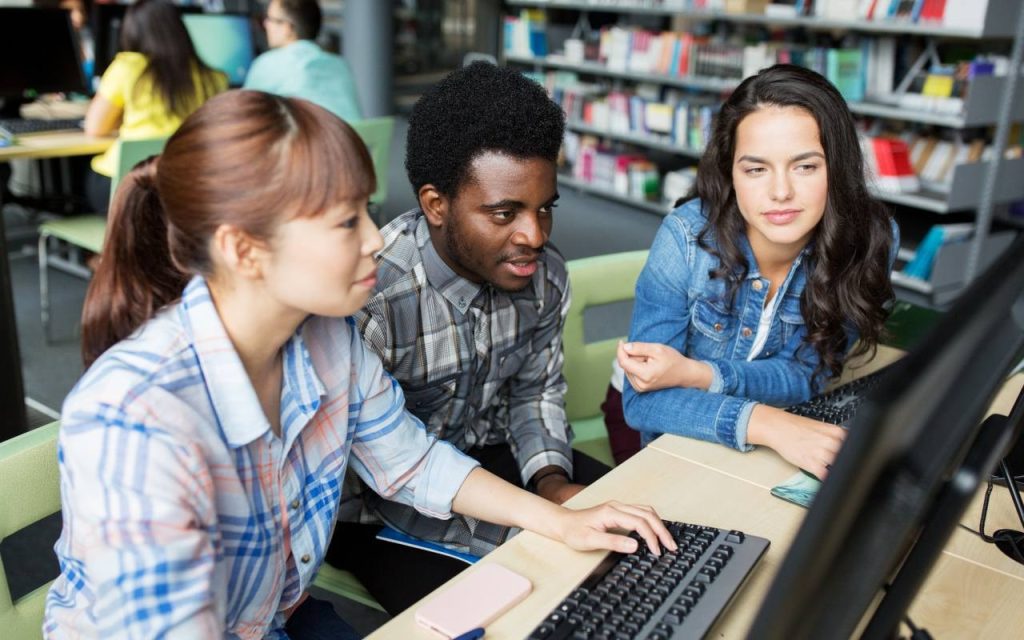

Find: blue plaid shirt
<box><xmin>43</xmin><ymin>278</ymin><xmax>478</xmax><ymax>639</ymax></box>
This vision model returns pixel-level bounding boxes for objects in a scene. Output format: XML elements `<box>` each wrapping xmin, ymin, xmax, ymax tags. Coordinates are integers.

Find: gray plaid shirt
<box><xmin>339</xmin><ymin>209</ymin><xmax>573</xmax><ymax>555</ymax></box>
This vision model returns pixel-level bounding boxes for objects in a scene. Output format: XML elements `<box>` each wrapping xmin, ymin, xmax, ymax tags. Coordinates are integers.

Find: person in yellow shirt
<box><xmin>84</xmin><ymin>0</ymin><xmax>226</xmax><ymax>212</ymax></box>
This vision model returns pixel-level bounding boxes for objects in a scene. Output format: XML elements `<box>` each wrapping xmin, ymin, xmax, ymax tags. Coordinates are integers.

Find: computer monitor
<box><xmin>748</xmin><ymin>234</ymin><xmax>1024</xmax><ymax>639</ymax></box>
<box><xmin>0</xmin><ymin>8</ymin><xmax>86</xmax><ymax>116</ymax></box>
<box><xmin>182</xmin><ymin>13</ymin><xmax>255</xmax><ymax>87</ymax></box>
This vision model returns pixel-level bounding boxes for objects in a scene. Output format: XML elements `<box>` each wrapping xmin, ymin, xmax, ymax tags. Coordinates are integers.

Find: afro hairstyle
<box><xmin>405</xmin><ymin>62</ymin><xmax>565</xmax><ymax>199</ymax></box>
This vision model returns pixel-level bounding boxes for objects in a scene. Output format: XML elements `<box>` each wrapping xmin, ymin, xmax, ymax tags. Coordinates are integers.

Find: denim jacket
<box><xmin>623</xmin><ymin>198</ymin><xmax>899</xmax><ymax>451</ymax></box>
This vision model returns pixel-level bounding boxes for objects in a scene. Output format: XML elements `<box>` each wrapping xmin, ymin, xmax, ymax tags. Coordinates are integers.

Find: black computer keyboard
<box><xmin>0</xmin><ymin>117</ymin><xmax>83</xmax><ymax>137</ymax></box>
<box><xmin>528</xmin><ymin>521</ymin><xmax>769</xmax><ymax>640</ymax></box>
<box><xmin>784</xmin><ymin>366</ymin><xmax>890</xmax><ymax>428</ymax></box>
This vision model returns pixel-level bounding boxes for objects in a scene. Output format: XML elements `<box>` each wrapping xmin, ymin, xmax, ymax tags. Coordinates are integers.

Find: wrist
<box><xmin>682</xmin><ymin>359</ymin><xmax>714</xmax><ymax>390</ymax></box>
<box><xmin>533</xmin><ymin>468</ymin><xmax>570</xmax><ymax>497</ymax></box>
<box><xmin>746</xmin><ymin>404</ymin><xmax>773</xmax><ymax>447</ymax></box>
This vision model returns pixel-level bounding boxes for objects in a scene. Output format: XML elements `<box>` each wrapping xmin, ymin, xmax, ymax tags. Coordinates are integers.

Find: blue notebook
<box><xmin>374</xmin><ymin>526</ymin><xmax>482</xmax><ymax>565</ymax></box>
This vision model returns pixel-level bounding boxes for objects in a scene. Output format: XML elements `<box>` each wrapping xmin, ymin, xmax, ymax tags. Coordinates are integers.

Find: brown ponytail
<box><xmin>81</xmin><ymin>158</ymin><xmax>188</xmax><ymax>368</ymax></box>
<box><xmin>80</xmin><ymin>89</ymin><xmax>376</xmax><ymax>368</ymax></box>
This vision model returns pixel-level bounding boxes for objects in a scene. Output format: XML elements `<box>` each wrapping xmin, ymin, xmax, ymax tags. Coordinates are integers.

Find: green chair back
<box><xmin>563</xmin><ymin>251</ymin><xmax>649</xmax><ymax>466</ymax></box>
<box><xmin>0</xmin><ymin>422</ymin><xmax>60</xmax><ymax>637</ymax></box>
<box><xmin>349</xmin><ymin>117</ymin><xmax>394</xmax><ymax>207</ymax></box>
<box><xmin>110</xmin><ymin>136</ymin><xmax>170</xmax><ymax>198</ymax></box>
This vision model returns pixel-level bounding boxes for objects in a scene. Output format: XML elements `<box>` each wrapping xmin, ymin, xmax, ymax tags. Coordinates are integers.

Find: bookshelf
<box><xmin>505</xmin><ymin>0</ymin><xmax>1022</xmax><ymax>39</ymax></box>
<box><xmin>502</xmin><ymin>0</ymin><xmax>1024</xmax><ymax>306</ymax></box>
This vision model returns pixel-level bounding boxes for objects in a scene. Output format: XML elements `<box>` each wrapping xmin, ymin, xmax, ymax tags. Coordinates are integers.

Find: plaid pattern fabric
<box><xmin>44</xmin><ymin>277</ymin><xmax>477</xmax><ymax>639</ymax></box>
<box><xmin>341</xmin><ymin>210</ymin><xmax>573</xmax><ymax>555</ymax></box>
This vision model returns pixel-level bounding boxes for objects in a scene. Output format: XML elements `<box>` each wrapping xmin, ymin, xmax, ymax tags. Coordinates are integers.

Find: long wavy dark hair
<box><xmin>120</xmin><ymin>0</ymin><xmax>223</xmax><ymax>119</ymax></box>
<box><xmin>691</xmin><ymin>64</ymin><xmax>894</xmax><ymax>382</ymax></box>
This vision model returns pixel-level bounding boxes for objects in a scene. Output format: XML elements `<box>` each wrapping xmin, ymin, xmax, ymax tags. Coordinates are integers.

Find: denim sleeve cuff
<box><xmin>705</xmin><ymin>358</ymin><xmax>739</xmax><ymax>396</ymax></box>
<box><xmin>733</xmin><ymin>401</ymin><xmax>757</xmax><ymax>452</ymax></box>
<box><xmin>414</xmin><ymin>440</ymin><xmax>481</xmax><ymax>520</ymax></box>
<box><xmin>704</xmin><ymin>360</ymin><xmax>725</xmax><ymax>394</ymax></box>
<box><xmin>713</xmin><ymin>395</ymin><xmax>757</xmax><ymax>451</ymax></box>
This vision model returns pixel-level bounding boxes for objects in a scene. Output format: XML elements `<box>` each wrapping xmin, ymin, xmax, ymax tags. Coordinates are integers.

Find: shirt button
<box><xmin>741</xmin><ymin>327</ymin><xmax>753</xmax><ymax>338</ymax></box>
<box><xmin>290</xmin><ymin>498</ymin><xmax>300</xmax><ymax>510</ymax></box>
<box><xmin>300</xmin><ymin>553</ymin><xmax>311</xmax><ymax>564</ymax></box>
<box><xmin>752</xmin><ymin>280</ymin><xmax>763</xmax><ymax>291</ymax></box>
<box><xmin>713</xmin><ymin>323</ymin><xmax>723</xmax><ymax>332</ymax></box>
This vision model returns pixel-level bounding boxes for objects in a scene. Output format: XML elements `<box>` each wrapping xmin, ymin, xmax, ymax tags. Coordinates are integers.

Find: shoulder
<box><xmin>664</xmin><ymin>198</ymin><xmax>708</xmax><ymax>238</ymax></box>
<box><xmin>539</xmin><ymin>242</ymin><xmax>569</xmax><ymax>296</ymax></box>
<box><xmin>374</xmin><ymin>210</ymin><xmax>427</xmax><ymax>290</ymax></box>
<box><xmin>60</xmin><ymin>310</ymin><xmax>203</xmax><ymax>456</ymax></box>
<box><xmin>108</xmin><ymin>51</ymin><xmax>148</xmax><ymax>74</ymax></box>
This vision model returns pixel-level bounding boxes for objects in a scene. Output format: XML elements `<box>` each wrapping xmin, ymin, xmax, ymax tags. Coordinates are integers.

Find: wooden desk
<box><xmin>370</xmin><ymin>348</ymin><xmax>1024</xmax><ymax>639</ymax></box>
<box><xmin>0</xmin><ymin>130</ymin><xmax>113</xmax><ymax>162</ymax></box>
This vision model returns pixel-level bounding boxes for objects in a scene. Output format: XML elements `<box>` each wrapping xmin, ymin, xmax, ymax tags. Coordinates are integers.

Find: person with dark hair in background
<box><xmin>43</xmin><ymin>89</ymin><xmax>675</xmax><ymax>638</ymax></box>
<box><xmin>326</xmin><ymin>62</ymin><xmax>613</xmax><ymax>614</ymax></box>
<box><xmin>615</xmin><ymin>64</ymin><xmax>899</xmax><ymax>481</ymax></box>
<box><xmin>82</xmin><ymin>0</ymin><xmax>225</xmax><ymax>212</ymax></box>
<box><xmin>244</xmin><ymin>0</ymin><xmax>362</xmax><ymax>122</ymax></box>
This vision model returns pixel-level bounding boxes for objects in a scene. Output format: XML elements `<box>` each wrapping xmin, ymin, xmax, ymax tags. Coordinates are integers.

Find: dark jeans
<box><xmin>285</xmin><ymin>595</ymin><xmax>362</xmax><ymax>640</ymax></box>
<box><xmin>602</xmin><ymin>385</ymin><xmax>642</xmax><ymax>465</ymax></box>
<box><xmin>328</xmin><ymin>445</ymin><xmax>610</xmax><ymax>615</ymax></box>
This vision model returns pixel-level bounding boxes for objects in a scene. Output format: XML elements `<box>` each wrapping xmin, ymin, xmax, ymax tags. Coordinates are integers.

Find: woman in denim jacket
<box><xmin>618</xmin><ymin>65</ymin><xmax>898</xmax><ymax>480</ymax></box>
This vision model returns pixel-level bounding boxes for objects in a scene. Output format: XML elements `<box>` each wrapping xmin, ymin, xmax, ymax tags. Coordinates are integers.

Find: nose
<box><xmin>511</xmin><ymin>211</ymin><xmax>547</xmax><ymax>249</ymax></box>
<box><xmin>770</xmin><ymin>170</ymin><xmax>794</xmax><ymax>202</ymax></box>
<box><xmin>362</xmin><ymin>215</ymin><xmax>384</xmax><ymax>256</ymax></box>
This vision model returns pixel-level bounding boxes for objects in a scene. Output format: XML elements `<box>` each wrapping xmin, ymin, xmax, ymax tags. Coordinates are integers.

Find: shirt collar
<box><xmin>178</xmin><ymin>277</ymin><xmax>326</xmax><ymax>449</ymax></box>
<box><xmin>737</xmin><ymin>232</ymin><xmax>813</xmax><ymax>281</ymax></box>
<box><xmin>413</xmin><ymin>212</ymin><xmax>485</xmax><ymax>315</ymax></box>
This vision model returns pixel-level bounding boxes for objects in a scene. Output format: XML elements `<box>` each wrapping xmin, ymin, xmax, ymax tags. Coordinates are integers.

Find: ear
<box><xmin>211</xmin><ymin>224</ymin><xmax>268</xmax><ymax>281</ymax></box>
<box><xmin>418</xmin><ymin>184</ymin><xmax>449</xmax><ymax>229</ymax></box>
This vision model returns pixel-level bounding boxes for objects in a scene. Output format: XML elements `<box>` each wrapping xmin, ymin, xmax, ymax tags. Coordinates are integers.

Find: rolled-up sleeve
<box><xmin>346</xmin><ymin>334</ymin><xmax>479</xmax><ymax>519</ymax></box>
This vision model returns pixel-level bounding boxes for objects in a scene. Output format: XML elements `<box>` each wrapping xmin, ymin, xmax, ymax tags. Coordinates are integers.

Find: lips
<box><xmin>504</xmin><ymin>258</ymin><xmax>538</xmax><ymax>278</ymax></box>
<box><xmin>355</xmin><ymin>269</ymin><xmax>377</xmax><ymax>287</ymax></box>
<box><xmin>762</xmin><ymin>209</ymin><xmax>801</xmax><ymax>225</ymax></box>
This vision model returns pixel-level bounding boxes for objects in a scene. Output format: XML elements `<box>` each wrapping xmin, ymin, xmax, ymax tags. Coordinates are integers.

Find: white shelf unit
<box><xmin>503</xmin><ymin>0</ymin><xmax>1024</xmax><ymax>305</ymax></box>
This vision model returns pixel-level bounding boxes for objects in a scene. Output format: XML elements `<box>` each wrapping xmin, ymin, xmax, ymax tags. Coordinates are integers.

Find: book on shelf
<box><xmin>869</xmin><ymin>136</ymin><xmax>920</xmax><ymax>193</ymax></box>
<box><xmin>900</xmin><ymin>223</ymin><xmax>974</xmax><ymax>281</ymax></box>
<box><xmin>502</xmin><ymin>9</ymin><xmax>547</xmax><ymax>58</ymax></box>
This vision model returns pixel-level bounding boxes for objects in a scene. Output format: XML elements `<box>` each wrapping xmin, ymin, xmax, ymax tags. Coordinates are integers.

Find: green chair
<box><xmin>0</xmin><ymin>421</ymin><xmax>60</xmax><ymax>637</ymax></box>
<box><xmin>312</xmin><ymin>564</ymin><xmax>385</xmax><ymax>612</ymax></box>
<box><xmin>349</xmin><ymin>116</ymin><xmax>394</xmax><ymax>224</ymax></box>
<box><xmin>38</xmin><ymin>136</ymin><xmax>169</xmax><ymax>341</ymax></box>
<box><xmin>563</xmin><ymin>250</ymin><xmax>650</xmax><ymax>468</ymax></box>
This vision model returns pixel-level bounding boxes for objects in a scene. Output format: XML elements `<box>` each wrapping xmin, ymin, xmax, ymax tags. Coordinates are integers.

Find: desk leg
<box><xmin>0</xmin><ymin>189</ymin><xmax>28</xmax><ymax>441</ymax></box>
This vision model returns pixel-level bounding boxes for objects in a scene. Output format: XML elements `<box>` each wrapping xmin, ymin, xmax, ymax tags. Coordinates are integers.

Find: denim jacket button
<box><xmin>741</xmin><ymin>327</ymin><xmax>752</xmax><ymax>338</ymax></box>
<box><xmin>713</xmin><ymin>323</ymin><xmax>723</xmax><ymax>332</ymax></box>
<box><xmin>752</xmin><ymin>280</ymin><xmax>763</xmax><ymax>291</ymax></box>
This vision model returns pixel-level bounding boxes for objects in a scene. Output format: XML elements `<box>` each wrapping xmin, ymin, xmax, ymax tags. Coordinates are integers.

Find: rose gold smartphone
<box><xmin>414</xmin><ymin>563</ymin><xmax>533</xmax><ymax>638</ymax></box>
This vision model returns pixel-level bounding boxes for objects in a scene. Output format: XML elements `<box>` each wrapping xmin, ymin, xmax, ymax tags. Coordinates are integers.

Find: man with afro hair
<box><xmin>328</xmin><ymin>62</ymin><xmax>611</xmax><ymax>612</ymax></box>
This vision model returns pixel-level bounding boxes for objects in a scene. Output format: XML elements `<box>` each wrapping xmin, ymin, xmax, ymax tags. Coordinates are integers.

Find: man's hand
<box><xmin>532</xmin><ymin>468</ymin><xmax>586</xmax><ymax>505</ymax></box>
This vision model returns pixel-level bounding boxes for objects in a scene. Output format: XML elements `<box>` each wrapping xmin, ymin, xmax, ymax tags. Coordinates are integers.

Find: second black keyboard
<box><xmin>0</xmin><ymin>117</ymin><xmax>83</xmax><ymax>137</ymax></box>
<box><xmin>784</xmin><ymin>365</ymin><xmax>893</xmax><ymax>428</ymax></box>
<box><xmin>528</xmin><ymin>521</ymin><xmax>769</xmax><ymax>640</ymax></box>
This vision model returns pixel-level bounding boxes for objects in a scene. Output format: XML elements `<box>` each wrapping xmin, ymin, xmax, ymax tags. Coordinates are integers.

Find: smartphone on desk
<box><xmin>415</xmin><ymin>563</ymin><xmax>532</xmax><ymax>638</ymax></box>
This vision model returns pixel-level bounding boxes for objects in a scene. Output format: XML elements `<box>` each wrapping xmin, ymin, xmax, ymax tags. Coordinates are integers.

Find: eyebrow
<box><xmin>480</xmin><ymin>193</ymin><xmax>560</xmax><ymax>210</ymax></box>
<box><xmin>736</xmin><ymin>151</ymin><xmax>826</xmax><ymax>164</ymax></box>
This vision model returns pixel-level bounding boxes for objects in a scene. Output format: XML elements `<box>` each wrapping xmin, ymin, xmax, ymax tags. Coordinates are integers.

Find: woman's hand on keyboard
<box><xmin>747</xmin><ymin>404</ymin><xmax>846</xmax><ymax>480</ymax></box>
<box><xmin>554</xmin><ymin>501</ymin><xmax>679</xmax><ymax>556</ymax></box>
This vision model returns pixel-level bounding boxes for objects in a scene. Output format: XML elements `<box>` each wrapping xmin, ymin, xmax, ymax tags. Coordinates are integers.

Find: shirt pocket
<box><xmin>777</xmin><ymin>292</ymin><xmax>806</xmax><ymax>346</ymax></box>
<box><xmin>401</xmin><ymin>373</ymin><xmax>459</xmax><ymax>421</ymax></box>
<box><xmin>690</xmin><ymin>299</ymin><xmax>733</xmax><ymax>358</ymax></box>
<box><xmin>497</xmin><ymin>339</ymin><xmax>532</xmax><ymax>379</ymax></box>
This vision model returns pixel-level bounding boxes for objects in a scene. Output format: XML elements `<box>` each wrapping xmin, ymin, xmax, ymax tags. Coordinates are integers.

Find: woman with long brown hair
<box><xmin>44</xmin><ymin>90</ymin><xmax>675</xmax><ymax>638</ymax></box>
<box><xmin>617</xmin><ymin>64</ymin><xmax>898</xmax><ymax>481</ymax></box>
<box><xmin>83</xmin><ymin>0</ymin><xmax>225</xmax><ymax>211</ymax></box>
